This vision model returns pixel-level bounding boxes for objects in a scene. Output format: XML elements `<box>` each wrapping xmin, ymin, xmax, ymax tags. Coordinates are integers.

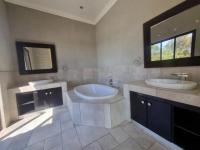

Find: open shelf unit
<box><xmin>173</xmin><ymin>106</ymin><xmax>200</xmax><ymax>150</ymax></box>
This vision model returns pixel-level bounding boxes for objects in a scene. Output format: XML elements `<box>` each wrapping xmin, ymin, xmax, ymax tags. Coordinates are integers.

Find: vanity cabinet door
<box><xmin>47</xmin><ymin>87</ymin><xmax>63</xmax><ymax>107</ymax></box>
<box><xmin>130</xmin><ymin>92</ymin><xmax>147</xmax><ymax>127</ymax></box>
<box><xmin>37</xmin><ymin>87</ymin><xmax>63</xmax><ymax>107</ymax></box>
<box><xmin>147</xmin><ymin>97</ymin><xmax>172</xmax><ymax>141</ymax></box>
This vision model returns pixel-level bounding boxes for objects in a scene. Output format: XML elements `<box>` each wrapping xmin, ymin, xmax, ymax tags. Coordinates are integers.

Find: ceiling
<box><xmin>5</xmin><ymin>0</ymin><xmax>118</xmax><ymax>25</ymax></box>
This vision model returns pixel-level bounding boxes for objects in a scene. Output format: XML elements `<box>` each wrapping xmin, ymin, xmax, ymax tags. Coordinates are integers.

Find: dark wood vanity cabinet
<box><xmin>130</xmin><ymin>91</ymin><xmax>200</xmax><ymax>150</ymax></box>
<box><xmin>16</xmin><ymin>87</ymin><xmax>63</xmax><ymax>115</ymax></box>
<box><xmin>130</xmin><ymin>92</ymin><xmax>171</xmax><ymax>141</ymax></box>
<box><xmin>37</xmin><ymin>87</ymin><xmax>63</xmax><ymax>107</ymax></box>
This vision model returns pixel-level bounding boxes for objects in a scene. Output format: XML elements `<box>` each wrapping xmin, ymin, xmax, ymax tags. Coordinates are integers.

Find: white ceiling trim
<box><xmin>94</xmin><ymin>0</ymin><xmax>118</xmax><ymax>24</ymax></box>
<box><xmin>5</xmin><ymin>0</ymin><xmax>118</xmax><ymax>25</ymax></box>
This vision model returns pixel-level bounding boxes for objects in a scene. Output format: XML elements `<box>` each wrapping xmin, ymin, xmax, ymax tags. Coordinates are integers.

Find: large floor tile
<box><xmin>134</xmin><ymin>132</ymin><xmax>155</xmax><ymax>149</ymax></box>
<box><xmin>149</xmin><ymin>143</ymin><xmax>168</xmax><ymax>150</ymax></box>
<box><xmin>7</xmin><ymin>132</ymin><xmax>32</xmax><ymax>150</ymax></box>
<box><xmin>113</xmin><ymin>138</ymin><xmax>143</xmax><ymax>150</ymax></box>
<box><xmin>98</xmin><ymin>134</ymin><xmax>118</xmax><ymax>150</ymax></box>
<box><xmin>62</xmin><ymin>127</ymin><xmax>82</xmax><ymax>150</ymax></box>
<box><xmin>109</xmin><ymin>126</ymin><xmax>129</xmax><ymax>144</ymax></box>
<box><xmin>83</xmin><ymin>142</ymin><xmax>103</xmax><ymax>150</ymax></box>
<box><xmin>50</xmin><ymin>145</ymin><xmax>63</xmax><ymax>150</ymax></box>
<box><xmin>0</xmin><ymin>138</ymin><xmax>14</xmax><ymax>150</ymax></box>
<box><xmin>61</xmin><ymin>120</ymin><xmax>74</xmax><ymax>132</ymax></box>
<box><xmin>28</xmin><ymin>123</ymin><xmax>61</xmax><ymax>146</ymax></box>
<box><xmin>122</xmin><ymin>123</ymin><xmax>155</xmax><ymax>149</ymax></box>
<box><xmin>44</xmin><ymin>134</ymin><xmax>62</xmax><ymax>150</ymax></box>
<box><xmin>121</xmin><ymin>123</ymin><xmax>141</xmax><ymax>138</ymax></box>
<box><xmin>23</xmin><ymin>141</ymin><xmax>44</xmax><ymax>150</ymax></box>
<box><xmin>76</xmin><ymin>125</ymin><xmax>108</xmax><ymax>147</ymax></box>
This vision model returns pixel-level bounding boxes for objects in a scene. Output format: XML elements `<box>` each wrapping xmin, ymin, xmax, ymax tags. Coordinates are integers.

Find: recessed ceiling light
<box><xmin>80</xmin><ymin>6</ymin><xmax>84</xmax><ymax>10</ymax></box>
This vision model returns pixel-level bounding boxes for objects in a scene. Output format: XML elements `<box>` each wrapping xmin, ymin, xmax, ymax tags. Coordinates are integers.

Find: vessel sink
<box><xmin>28</xmin><ymin>80</ymin><xmax>53</xmax><ymax>86</ymax></box>
<box><xmin>145</xmin><ymin>79</ymin><xmax>197</xmax><ymax>90</ymax></box>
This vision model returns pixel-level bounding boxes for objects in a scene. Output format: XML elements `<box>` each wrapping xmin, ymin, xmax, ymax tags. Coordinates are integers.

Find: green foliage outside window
<box><xmin>175</xmin><ymin>33</ymin><xmax>192</xmax><ymax>58</ymax></box>
<box><xmin>151</xmin><ymin>32</ymin><xmax>193</xmax><ymax>61</ymax></box>
<box><xmin>151</xmin><ymin>43</ymin><xmax>161</xmax><ymax>61</ymax></box>
<box><xmin>162</xmin><ymin>39</ymin><xmax>174</xmax><ymax>60</ymax></box>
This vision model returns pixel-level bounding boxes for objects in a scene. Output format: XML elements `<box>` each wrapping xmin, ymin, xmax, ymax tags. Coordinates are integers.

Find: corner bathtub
<box><xmin>74</xmin><ymin>84</ymin><xmax>119</xmax><ymax>100</ymax></box>
<box><xmin>67</xmin><ymin>84</ymin><xmax>125</xmax><ymax>128</ymax></box>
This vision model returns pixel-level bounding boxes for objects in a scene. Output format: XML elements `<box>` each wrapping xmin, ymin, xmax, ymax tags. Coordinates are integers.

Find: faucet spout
<box><xmin>171</xmin><ymin>73</ymin><xmax>190</xmax><ymax>81</ymax></box>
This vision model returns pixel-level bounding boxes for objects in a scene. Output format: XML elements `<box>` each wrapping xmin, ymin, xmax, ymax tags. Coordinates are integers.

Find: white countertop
<box><xmin>124</xmin><ymin>80</ymin><xmax>200</xmax><ymax>108</ymax></box>
<box><xmin>8</xmin><ymin>81</ymin><xmax>67</xmax><ymax>93</ymax></box>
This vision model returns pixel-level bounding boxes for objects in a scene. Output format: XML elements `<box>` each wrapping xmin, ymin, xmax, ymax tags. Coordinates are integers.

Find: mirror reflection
<box><xmin>150</xmin><ymin>5</ymin><xmax>200</xmax><ymax>62</ymax></box>
<box><xmin>23</xmin><ymin>47</ymin><xmax>53</xmax><ymax>70</ymax></box>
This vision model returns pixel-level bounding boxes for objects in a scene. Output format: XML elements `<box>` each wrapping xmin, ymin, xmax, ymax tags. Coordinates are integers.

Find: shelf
<box><xmin>174</xmin><ymin>124</ymin><xmax>200</xmax><ymax>137</ymax></box>
<box><xmin>174</xmin><ymin>126</ymin><xmax>200</xmax><ymax>150</ymax></box>
<box><xmin>18</xmin><ymin>103</ymin><xmax>35</xmax><ymax>115</ymax></box>
<box><xmin>20</xmin><ymin>101</ymin><xmax>35</xmax><ymax>106</ymax></box>
<box><xmin>174</xmin><ymin>106</ymin><xmax>200</xmax><ymax>135</ymax></box>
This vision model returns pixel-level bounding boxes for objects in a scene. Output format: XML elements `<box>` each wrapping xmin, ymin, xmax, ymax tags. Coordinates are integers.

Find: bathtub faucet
<box><xmin>109</xmin><ymin>79</ymin><xmax>113</xmax><ymax>86</ymax></box>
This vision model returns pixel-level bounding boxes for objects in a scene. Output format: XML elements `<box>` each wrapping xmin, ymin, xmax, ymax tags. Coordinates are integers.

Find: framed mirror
<box><xmin>16</xmin><ymin>42</ymin><xmax>58</xmax><ymax>75</ymax></box>
<box><xmin>143</xmin><ymin>0</ymin><xmax>200</xmax><ymax>68</ymax></box>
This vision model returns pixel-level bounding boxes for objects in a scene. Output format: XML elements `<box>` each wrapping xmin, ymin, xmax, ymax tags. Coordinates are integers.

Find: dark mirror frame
<box><xmin>143</xmin><ymin>0</ymin><xmax>200</xmax><ymax>68</ymax></box>
<box><xmin>16</xmin><ymin>41</ymin><xmax>58</xmax><ymax>75</ymax></box>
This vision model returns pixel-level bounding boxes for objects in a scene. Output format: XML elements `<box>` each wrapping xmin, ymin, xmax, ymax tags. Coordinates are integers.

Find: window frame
<box><xmin>143</xmin><ymin>0</ymin><xmax>200</xmax><ymax>68</ymax></box>
<box><xmin>150</xmin><ymin>30</ymin><xmax>196</xmax><ymax>62</ymax></box>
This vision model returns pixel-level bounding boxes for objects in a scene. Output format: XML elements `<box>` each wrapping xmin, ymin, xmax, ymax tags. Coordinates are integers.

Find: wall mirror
<box><xmin>143</xmin><ymin>0</ymin><xmax>200</xmax><ymax>68</ymax></box>
<box><xmin>16</xmin><ymin>42</ymin><xmax>57</xmax><ymax>75</ymax></box>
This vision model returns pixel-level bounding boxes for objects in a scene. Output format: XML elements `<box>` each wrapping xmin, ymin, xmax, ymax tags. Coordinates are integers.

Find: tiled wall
<box><xmin>15</xmin><ymin>68</ymin><xmax>97</xmax><ymax>89</ymax></box>
<box><xmin>96</xmin><ymin>0</ymin><xmax>200</xmax><ymax>88</ymax></box>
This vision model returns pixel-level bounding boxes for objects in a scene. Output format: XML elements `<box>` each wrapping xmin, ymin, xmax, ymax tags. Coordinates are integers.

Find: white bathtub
<box><xmin>74</xmin><ymin>84</ymin><xmax>118</xmax><ymax>100</ymax></box>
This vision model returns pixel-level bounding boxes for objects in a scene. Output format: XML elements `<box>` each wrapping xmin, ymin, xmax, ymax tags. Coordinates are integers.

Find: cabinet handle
<box><xmin>147</xmin><ymin>102</ymin><xmax>152</xmax><ymax>107</ymax></box>
<box><xmin>141</xmin><ymin>101</ymin><xmax>145</xmax><ymax>104</ymax></box>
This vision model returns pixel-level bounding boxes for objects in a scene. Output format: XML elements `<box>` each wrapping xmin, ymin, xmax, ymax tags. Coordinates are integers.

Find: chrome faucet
<box><xmin>109</xmin><ymin>78</ymin><xmax>113</xmax><ymax>86</ymax></box>
<box><xmin>171</xmin><ymin>73</ymin><xmax>190</xmax><ymax>81</ymax></box>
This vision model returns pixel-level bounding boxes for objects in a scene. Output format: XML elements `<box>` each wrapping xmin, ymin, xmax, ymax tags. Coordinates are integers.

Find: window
<box><xmin>151</xmin><ymin>43</ymin><xmax>161</xmax><ymax>61</ymax></box>
<box><xmin>175</xmin><ymin>33</ymin><xmax>193</xmax><ymax>58</ymax></box>
<box><xmin>151</xmin><ymin>31</ymin><xmax>195</xmax><ymax>62</ymax></box>
<box><xmin>162</xmin><ymin>39</ymin><xmax>174</xmax><ymax>60</ymax></box>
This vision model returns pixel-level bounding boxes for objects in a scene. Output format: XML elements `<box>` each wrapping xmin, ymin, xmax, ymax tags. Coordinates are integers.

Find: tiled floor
<box><xmin>0</xmin><ymin>107</ymin><xmax>172</xmax><ymax>150</ymax></box>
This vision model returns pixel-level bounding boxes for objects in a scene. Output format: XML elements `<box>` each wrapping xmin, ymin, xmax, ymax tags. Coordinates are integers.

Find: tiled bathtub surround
<box><xmin>67</xmin><ymin>91</ymin><xmax>126</xmax><ymax>128</ymax></box>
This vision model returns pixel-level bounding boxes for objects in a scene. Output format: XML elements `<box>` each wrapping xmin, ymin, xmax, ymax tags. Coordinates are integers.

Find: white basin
<box><xmin>74</xmin><ymin>84</ymin><xmax>118</xmax><ymax>100</ymax></box>
<box><xmin>28</xmin><ymin>80</ymin><xmax>53</xmax><ymax>86</ymax></box>
<box><xmin>145</xmin><ymin>79</ymin><xmax>197</xmax><ymax>90</ymax></box>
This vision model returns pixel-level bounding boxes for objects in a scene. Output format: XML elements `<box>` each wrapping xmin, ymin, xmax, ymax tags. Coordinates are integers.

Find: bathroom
<box><xmin>0</xmin><ymin>0</ymin><xmax>200</xmax><ymax>150</ymax></box>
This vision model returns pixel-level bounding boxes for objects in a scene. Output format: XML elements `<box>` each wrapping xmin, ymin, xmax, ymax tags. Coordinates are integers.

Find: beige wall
<box><xmin>0</xmin><ymin>0</ymin><xmax>16</xmax><ymax>128</ymax></box>
<box><xmin>7</xmin><ymin>4</ymin><xmax>97</xmax><ymax>87</ymax></box>
<box><xmin>96</xmin><ymin>0</ymin><xmax>200</xmax><ymax>87</ymax></box>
